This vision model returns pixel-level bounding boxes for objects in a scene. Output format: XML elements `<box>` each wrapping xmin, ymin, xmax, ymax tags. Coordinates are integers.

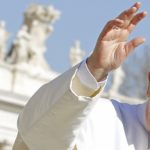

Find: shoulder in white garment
<box><xmin>76</xmin><ymin>99</ymin><xmax>148</xmax><ymax>150</ymax></box>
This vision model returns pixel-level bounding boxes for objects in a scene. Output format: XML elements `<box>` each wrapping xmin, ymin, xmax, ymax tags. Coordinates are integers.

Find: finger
<box><xmin>127</xmin><ymin>11</ymin><xmax>147</xmax><ymax>32</ymax></box>
<box><xmin>100</xmin><ymin>19</ymin><xmax>124</xmax><ymax>39</ymax></box>
<box><xmin>125</xmin><ymin>37</ymin><xmax>145</xmax><ymax>54</ymax></box>
<box><xmin>117</xmin><ymin>2</ymin><xmax>141</xmax><ymax>20</ymax></box>
<box><xmin>107</xmin><ymin>19</ymin><xmax>124</xmax><ymax>30</ymax></box>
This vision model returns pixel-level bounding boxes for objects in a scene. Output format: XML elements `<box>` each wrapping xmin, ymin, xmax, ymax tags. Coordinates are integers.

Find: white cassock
<box><xmin>13</xmin><ymin>60</ymin><xmax>149</xmax><ymax>150</ymax></box>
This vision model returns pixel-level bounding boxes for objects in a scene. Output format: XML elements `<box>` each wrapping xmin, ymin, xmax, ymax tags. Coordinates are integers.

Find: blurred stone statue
<box><xmin>108</xmin><ymin>66</ymin><xmax>125</xmax><ymax>96</ymax></box>
<box><xmin>7</xmin><ymin>25</ymin><xmax>30</xmax><ymax>64</ymax></box>
<box><xmin>105</xmin><ymin>45</ymin><xmax>150</xmax><ymax>100</ymax></box>
<box><xmin>0</xmin><ymin>21</ymin><xmax>9</xmax><ymax>60</ymax></box>
<box><xmin>119</xmin><ymin>46</ymin><xmax>150</xmax><ymax>99</ymax></box>
<box><xmin>70</xmin><ymin>41</ymin><xmax>85</xmax><ymax>66</ymax></box>
<box><xmin>6</xmin><ymin>4</ymin><xmax>60</xmax><ymax>70</ymax></box>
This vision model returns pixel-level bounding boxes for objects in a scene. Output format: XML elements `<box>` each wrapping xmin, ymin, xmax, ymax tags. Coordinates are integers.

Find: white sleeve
<box><xmin>17</xmin><ymin>61</ymin><xmax>105</xmax><ymax>150</ymax></box>
<box><xmin>77</xmin><ymin>59</ymin><xmax>106</xmax><ymax>90</ymax></box>
<box><xmin>71</xmin><ymin>59</ymin><xmax>107</xmax><ymax>97</ymax></box>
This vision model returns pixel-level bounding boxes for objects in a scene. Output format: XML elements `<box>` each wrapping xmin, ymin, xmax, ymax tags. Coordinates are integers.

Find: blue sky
<box><xmin>0</xmin><ymin>0</ymin><xmax>149</xmax><ymax>72</ymax></box>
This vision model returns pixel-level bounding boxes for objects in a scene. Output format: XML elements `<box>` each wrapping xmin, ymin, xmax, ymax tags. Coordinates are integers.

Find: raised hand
<box><xmin>87</xmin><ymin>2</ymin><xmax>147</xmax><ymax>81</ymax></box>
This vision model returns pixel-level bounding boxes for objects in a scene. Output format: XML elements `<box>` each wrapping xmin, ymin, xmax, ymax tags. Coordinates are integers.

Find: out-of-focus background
<box><xmin>0</xmin><ymin>0</ymin><xmax>149</xmax><ymax>149</ymax></box>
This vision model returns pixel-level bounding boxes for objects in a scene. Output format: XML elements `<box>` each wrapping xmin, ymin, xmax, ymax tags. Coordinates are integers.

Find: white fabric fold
<box><xmin>77</xmin><ymin>59</ymin><xmax>106</xmax><ymax>90</ymax></box>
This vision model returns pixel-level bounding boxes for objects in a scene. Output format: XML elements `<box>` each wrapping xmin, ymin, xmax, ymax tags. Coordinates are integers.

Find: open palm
<box><xmin>88</xmin><ymin>2</ymin><xmax>147</xmax><ymax>74</ymax></box>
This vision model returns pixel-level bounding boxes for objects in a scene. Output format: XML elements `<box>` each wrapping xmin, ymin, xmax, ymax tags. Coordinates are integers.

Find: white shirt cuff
<box><xmin>77</xmin><ymin>60</ymin><xmax>106</xmax><ymax>90</ymax></box>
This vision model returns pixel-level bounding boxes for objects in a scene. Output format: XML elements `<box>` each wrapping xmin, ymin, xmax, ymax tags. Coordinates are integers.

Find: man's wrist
<box><xmin>86</xmin><ymin>57</ymin><xmax>108</xmax><ymax>82</ymax></box>
<box><xmin>77</xmin><ymin>59</ymin><xmax>107</xmax><ymax>90</ymax></box>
